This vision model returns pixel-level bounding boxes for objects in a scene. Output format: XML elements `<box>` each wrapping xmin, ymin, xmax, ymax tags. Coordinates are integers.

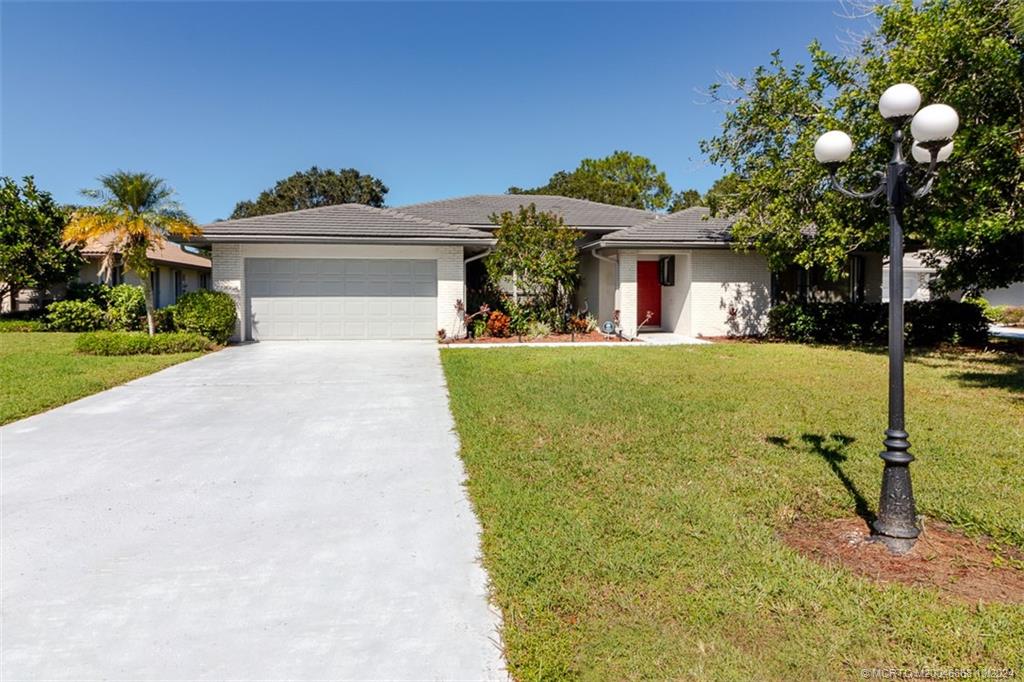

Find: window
<box><xmin>199</xmin><ymin>272</ymin><xmax>210</xmax><ymax>289</ymax></box>
<box><xmin>111</xmin><ymin>264</ymin><xmax>124</xmax><ymax>286</ymax></box>
<box><xmin>173</xmin><ymin>270</ymin><xmax>184</xmax><ymax>302</ymax></box>
<box><xmin>150</xmin><ymin>270</ymin><xmax>161</xmax><ymax>307</ymax></box>
<box><xmin>658</xmin><ymin>256</ymin><xmax>675</xmax><ymax>286</ymax></box>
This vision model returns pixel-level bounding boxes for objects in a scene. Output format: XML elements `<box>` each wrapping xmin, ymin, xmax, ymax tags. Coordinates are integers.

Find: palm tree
<box><xmin>64</xmin><ymin>171</ymin><xmax>201</xmax><ymax>335</ymax></box>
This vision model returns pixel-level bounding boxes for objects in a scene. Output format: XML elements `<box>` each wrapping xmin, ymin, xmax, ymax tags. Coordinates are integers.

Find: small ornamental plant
<box><xmin>486</xmin><ymin>310</ymin><xmax>511</xmax><ymax>338</ymax></box>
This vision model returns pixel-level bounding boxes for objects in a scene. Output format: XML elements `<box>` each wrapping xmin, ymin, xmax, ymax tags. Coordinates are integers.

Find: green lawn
<box><xmin>441</xmin><ymin>343</ymin><xmax>1024</xmax><ymax>680</ymax></box>
<box><xmin>0</xmin><ymin>332</ymin><xmax>203</xmax><ymax>425</ymax></box>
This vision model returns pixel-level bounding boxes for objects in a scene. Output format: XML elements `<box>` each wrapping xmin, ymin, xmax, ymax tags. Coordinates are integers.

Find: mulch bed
<box><xmin>780</xmin><ymin>517</ymin><xmax>1024</xmax><ymax>604</ymax></box>
<box><xmin>447</xmin><ymin>331</ymin><xmax>638</xmax><ymax>344</ymax></box>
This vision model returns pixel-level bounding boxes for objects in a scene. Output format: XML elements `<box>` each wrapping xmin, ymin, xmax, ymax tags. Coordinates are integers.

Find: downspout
<box><xmin>582</xmin><ymin>242</ymin><xmax>630</xmax><ymax>339</ymax></box>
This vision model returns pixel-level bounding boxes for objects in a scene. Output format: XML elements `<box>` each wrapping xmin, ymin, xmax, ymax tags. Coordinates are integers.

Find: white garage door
<box><xmin>246</xmin><ymin>258</ymin><xmax>437</xmax><ymax>340</ymax></box>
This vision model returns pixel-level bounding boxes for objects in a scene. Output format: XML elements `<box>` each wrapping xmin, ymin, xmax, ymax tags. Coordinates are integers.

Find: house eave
<box><xmin>596</xmin><ymin>240</ymin><xmax>733</xmax><ymax>249</ymax></box>
<box><xmin>191</xmin><ymin>235</ymin><xmax>497</xmax><ymax>247</ymax></box>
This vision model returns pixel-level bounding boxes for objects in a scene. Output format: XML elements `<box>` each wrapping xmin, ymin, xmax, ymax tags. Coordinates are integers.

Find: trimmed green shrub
<box><xmin>153</xmin><ymin>304</ymin><xmax>178</xmax><ymax>332</ymax></box>
<box><xmin>767</xmin><ymin>300</ymin><xmax>988</xmax><ymax>347</ymax></box>
<box><xmin>74</xmin><ymin>331</ymin><xmax>215</xmax><ymax>355</ymax></box>
<box><xmin>66</xmin><ymin>281</ymin><xmax>111</xmax><ymax>306</ymax></box>
<box><xmin>104</xmin><ymin>284</ymin><xmax>147</xmax><ymax>331</ymax></box>
<box><xmin>44</xmin><ymin>299</ymin><xmax>105</xmax><ymax>331</ymax></box>
<box><xmin>0</xmin><ymin>317</ymin><xmax>44</xmax><ymax>332</ymax></box>
<box><xmin>171</xmin><ymin>290</ymin><xmax>236</xmax><ymax>344</ymax></box>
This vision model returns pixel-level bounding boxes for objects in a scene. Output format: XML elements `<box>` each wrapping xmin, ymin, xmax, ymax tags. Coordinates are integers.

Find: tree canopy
<box><xmin>231</xmin><ymin>167</ymin><xmax>389</xmax><ymax>219</ymax></box>
<box><xmin>0</xmin><ymin>176</ymin><xmax>81</xmax><ymax>303</ymax></box>
<box><xmin>508</xmin><ymin>151</ymin><xmax>674</xmax><ymax>211</ymax></box>
<box><xmin>485</xmin><ymin>204</ymin><xmax>583</xmax><ymax>330</ymax></box>
<box><xmin>700</xmin><ymin>0</ymin><xmax>1023</xmax><ymax>293</ymax></box>
<box><xmin>65</xmin><ymin>171</ymin><xmax>199</xmax><ymax>334</ymax></box>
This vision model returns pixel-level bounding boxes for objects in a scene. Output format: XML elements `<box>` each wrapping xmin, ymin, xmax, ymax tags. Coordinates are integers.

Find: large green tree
<box><xmin>701</xmin><ymin>0</ymin><xmax>1023</xmax><ymax>293</ymax></box>
<box><xmin>0</xmin><ymin>176</ymin><xmax>82</xmax><ymax>308</ymax></box>
<box><xmin>509</xmin><ymin>151</ymin><xmax>674</xmax><ymax>211</ymax></box>
<box><xmin>231</xmin><ymin>166</ymin><xmax>388</xmax><ymax>219</ymax></box>
<box><xmin>485</xmin><ymin>204</ymin><xmax>583</xmax><ymax>329</ymax></box>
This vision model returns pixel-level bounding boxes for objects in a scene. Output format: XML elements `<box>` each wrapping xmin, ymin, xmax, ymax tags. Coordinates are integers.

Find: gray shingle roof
<box><xmin>196</xmin><ymin>203</ymin><xmax>494</xmax><ymax>244</ymax></box>
<box><xmin>600</xmin><ymin>207</ymin><xmax>734</xmax><ymax>246</ymax></box>
<box><xmin>397</xmin><ymin>194</ymin><xmax>655</xmax><ymax>229</ymax></box>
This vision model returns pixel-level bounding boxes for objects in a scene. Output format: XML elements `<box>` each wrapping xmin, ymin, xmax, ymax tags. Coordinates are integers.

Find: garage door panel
<box><xmin>246</xmin><ymin>258</ymin><xmax>438</xmax><ymax>340</ymax></box>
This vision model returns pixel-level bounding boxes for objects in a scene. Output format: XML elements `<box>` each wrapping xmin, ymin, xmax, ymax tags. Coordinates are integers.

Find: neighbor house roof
<box><xmin>598</xmin><ymin>207</ymin><xmax>734</xmax><ymax>247</ymax></box>
<box><xmin>80</xmin><ymin>233</ymin><xmax>212</xmax><ymax>270</ymax></box>
<box><xmin>195</xmin><ymin>203</ymin><xmax>495</xmax><ymax>245</ymax></box>
<box><xmin>396</xmin><ymin>194</ymin><xmax>656</xmax><ymax>230</ymax></box>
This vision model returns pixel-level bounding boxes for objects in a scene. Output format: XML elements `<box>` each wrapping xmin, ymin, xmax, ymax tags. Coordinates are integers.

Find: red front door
<box><xmin>637</xmin><ymin>260</ymin><xmax>662</xmax><ymax>327</ymax></box>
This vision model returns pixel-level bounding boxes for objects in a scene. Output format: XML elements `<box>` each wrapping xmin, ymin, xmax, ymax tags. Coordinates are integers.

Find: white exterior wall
<box><xmin>212</xmin><ymin>243</ymin><xmax>244</xmax><ymax>340</ymax></box>
<box><xmin>660</xmin><ymin>253</ymin><xmax>692</xmax><ymax>336</ymax></box>
<box><xmin>213</xmin><ymin>243</ymin><xmax>464</xmax><ymax>342</ymax></box>
<box><xmin>689</xmin><ymin>250</ymin><xmax>772</xmax><ymax>337</ymax></box>
<box><xmin>618</xmin><ymin>252</ymin><xmax>638</xmax><ymax>337</ymax></box>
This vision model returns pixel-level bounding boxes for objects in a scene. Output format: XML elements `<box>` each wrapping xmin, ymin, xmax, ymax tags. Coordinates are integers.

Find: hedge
<box><xmin>171</xmin><ymin>290</ymin><xmax>236</xmax><ymax>344</ymax></box>
<box><xmin>44</xmin><ymin>299</ymin><xmax>106</xmax><ymax>332</ymax></box>
<box><xmin>74</xmin><ymin>331</ymin><xmax>216</xmax><ymax>355</ymax></box>
<box><xmin>766</xmin><ymin>300</ymin><xmax>989</xmax><ymax>347</ymax></box>
<box><xmin>0</xmin><ymin>317</ymin><xmax>44</xmax><ymax>332</ymax></box>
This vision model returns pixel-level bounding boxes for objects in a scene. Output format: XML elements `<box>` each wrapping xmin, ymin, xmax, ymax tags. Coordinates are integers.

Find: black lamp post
<box><xmin>814</xmin><ymin>83</ymin><xmax>959</xmax><ymax>554</ymax></box>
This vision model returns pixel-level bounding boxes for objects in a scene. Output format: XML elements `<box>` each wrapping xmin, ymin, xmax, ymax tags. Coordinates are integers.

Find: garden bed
<box><xmin>447</xmin><ymin>331</ymin><xmax>637</xmax><ymax>344</ymax></box>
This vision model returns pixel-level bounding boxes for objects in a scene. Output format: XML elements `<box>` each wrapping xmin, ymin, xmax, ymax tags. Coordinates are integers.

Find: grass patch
<box><xmin>441</xmin><ymin>343</ymin><xmax>1024</xmax><ymax>679</ymax></box>
<box><xmin>0</xmin><ymin>332</ymin><xmax>204</xmax><ymax>424</ymax></box>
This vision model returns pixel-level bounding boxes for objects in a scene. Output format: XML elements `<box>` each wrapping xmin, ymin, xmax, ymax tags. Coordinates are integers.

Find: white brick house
<box><xmin>196</xmin><ymin>196</ymin><xmax>882</xmax><ymax>341</ymax></box>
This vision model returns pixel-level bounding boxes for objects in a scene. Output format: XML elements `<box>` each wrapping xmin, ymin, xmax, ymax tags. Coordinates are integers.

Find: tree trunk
<box><xmin>140</xmin><ymin>273</ymin><xmax>156</xmax><ymax>336</ymax></box>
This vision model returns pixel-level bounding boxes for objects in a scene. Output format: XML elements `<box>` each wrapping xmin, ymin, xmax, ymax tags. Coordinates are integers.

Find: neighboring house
<box><xmin>77</xmin><ymin>234</ymin><xmax>212</xmax><ymax>308</ymax></box>
<box><xmin>198</xmin><ymin>195</ymin><xmax>882</xmax><ymax>342</ymax></box>
<box><xmin>881</xmin><ymin>252</ymin><xmax>1024</xmax><ymax>306</ymax></box>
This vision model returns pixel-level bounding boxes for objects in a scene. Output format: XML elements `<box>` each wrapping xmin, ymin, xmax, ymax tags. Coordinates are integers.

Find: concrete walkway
<box><xmin>1</xmin><ymin>342</ymin><xmax>505</xmax><ymax>681</ymax></box>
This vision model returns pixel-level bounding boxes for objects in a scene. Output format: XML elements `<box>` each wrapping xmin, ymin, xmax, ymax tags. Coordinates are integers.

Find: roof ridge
<box><xmin>397</xmin><ymin>193</ymin><xmax>657</xmax><ymax>216</ymax></box>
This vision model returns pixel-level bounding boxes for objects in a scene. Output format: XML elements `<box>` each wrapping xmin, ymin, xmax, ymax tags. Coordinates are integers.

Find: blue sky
<box><xmin>2</xmin><ymin>1</ymin><xmax>865</xmax><ymax>223</ymax></box>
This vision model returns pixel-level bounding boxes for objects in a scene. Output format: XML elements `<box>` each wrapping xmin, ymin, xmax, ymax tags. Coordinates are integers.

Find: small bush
<box><xmin>153</xmin><ymin>305</ymin><xmax>178</xmax><ymax>332</ymax></box>
<box><xmin>526</xmin><ymin>320</ymin><xmax>552</xmax><ymax>339</ymax></box>
<box><xmin>0</xmin><ymin>317</ymin><xmax>44</xmax><ymax>332</ymax></box>
<box><xmin>67</xmin><ymin>281</ymin><xmax>111</xmax><ymax>306</ymax></box>
<box><xmin>767</xmin><ymin>300</ymin><xmax>988</xmax><ymax>347</ymax></box>
<box><xmin>105</xmin><ymin>284</ymin><xmax>147</xmax><ymax>331</ymax></box>
<box><xmin>44</xmin><ymin>299</ymin><xmax>106</xmax><ymax>331</ymax></box>
<box><xmin>75</xmin><ymin>331</ymin><xmax>215</xmax><ymax>355</ymax></box>
<box><xmin>991</xmin><ymin>305</ymin><xmax>1024</xmax><ymax>327</ymax></box>
<box><xmin>486</xmin><ymin>310</ymin><xmax>511</xmax><ymax>338</ymax></box>
<box><xmin>171</xmin><ymin>290</ymin><xmax>236</xmax><ymax>344</ymax></box>
<box><xmin>471</xmin><ymin>318</ymin><xmax>488</xmax><ymax>339</ymax></box>
<box><xmin>568</xmin><ymin>314</ymin><xmax>597</xmax><ymax>334</ymax></box>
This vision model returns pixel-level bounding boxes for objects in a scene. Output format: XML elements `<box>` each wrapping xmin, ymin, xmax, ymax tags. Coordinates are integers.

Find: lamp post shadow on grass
<box><xmin>767</xmin><ymin>433</ymin><xmax>876</xmax><ymax>526</ymax></box>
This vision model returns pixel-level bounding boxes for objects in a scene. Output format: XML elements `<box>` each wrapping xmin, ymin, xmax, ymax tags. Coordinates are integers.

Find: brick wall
<box><xmin>618</xmin><ymin>252</ymin><xmax>638</xmax><ymax>336</ymax></box>
<box><xmin>689</xmin><ymin>250</ymin><xmax>771</xmax><ymax>337</ymax></box>
<box><xmin>211</xmin><ymin>243</ymin><xmax>244</xmax><ymax>341</ymax></box>
<box><xmin>436</xmin><ymin>245</ymin><xmax>465</xmax><ymax>339</ymax></box>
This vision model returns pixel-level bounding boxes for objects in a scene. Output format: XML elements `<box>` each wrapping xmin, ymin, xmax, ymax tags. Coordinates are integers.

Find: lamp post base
<box><xmin>871</xmin><ymin>433</ymin><xmax>920</xmax><ymax>555</ymax></box>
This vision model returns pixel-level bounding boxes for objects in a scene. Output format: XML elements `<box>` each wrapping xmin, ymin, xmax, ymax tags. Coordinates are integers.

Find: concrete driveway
<box><xmin>1</xmin><ymin>342</ymin><xmax>505</xmax><ymax>681</ymax></box>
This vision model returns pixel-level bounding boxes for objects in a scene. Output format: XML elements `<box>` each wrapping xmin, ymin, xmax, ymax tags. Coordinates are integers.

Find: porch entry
<box><xmin>637</xmin><ymin>260</ymin><xmax>662</xmax><ymax>327</ymax></box>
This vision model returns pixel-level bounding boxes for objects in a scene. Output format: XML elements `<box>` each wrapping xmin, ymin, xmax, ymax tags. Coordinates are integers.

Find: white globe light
<box><xmin>911</xmin><ymin>139</ymin><xmax>953</xmax><ymax>164</ymax></box>
<box><xmin>814</xmin><ymin>130</ymin><xmax>854</xmax><ymax>164</ymax></box>
<box><xmin>878</xmin><ymin>83</ymin><xmax>921</xmax><ymax>120</ymax></box>
<box><xmin>911</xmin><ymin>104</ymin><xmax>959</xmax><ymax>142</ymax></box>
